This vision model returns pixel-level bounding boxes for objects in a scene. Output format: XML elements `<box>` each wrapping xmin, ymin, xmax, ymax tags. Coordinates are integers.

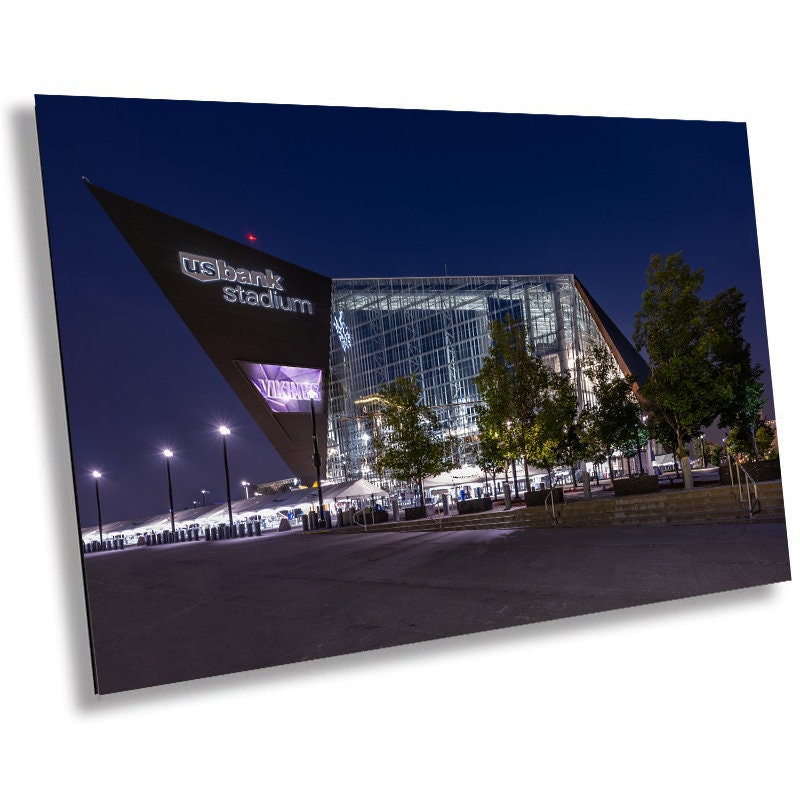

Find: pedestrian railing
<box><xmin>352</xmin><ymin>507</ymin><xmax>373</xmax><ymax>532</ymax></box>
<box><xmin>731</xmin><ymin>460</ymin><xmax>760</xmax><ymax>517</ymax></box>
<box><xmin>544</xmin><ymin>488</ymin><xmax>561</xmax><ymax>525</ymax></box>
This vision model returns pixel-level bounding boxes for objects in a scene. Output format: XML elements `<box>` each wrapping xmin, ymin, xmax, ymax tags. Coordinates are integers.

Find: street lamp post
<box><xmin>163</xmin><ymin>449</ymin><xmax>176</xmax><ymax>540</ymax></box>
<box><xmin>309</xmin><ymin>389</ymin><xmax>325</xmax><ymax>525</ymax></box>
<box><xmin>219</xmin><ymin>426</ymin><xmax>234</xmax><ymax>533</ymax></box>
<box><xmin>92</xmin><ymin>471</ymin><xmax>103</xmax><ymax>547</ymax></box>
<box><xmin>201</xmin><ymin>489</ymin><xmax>209</xmax><ymax>506</ymax></box>
<box><xmin>700</xmin><ymin>434</ymin><xmax>706</xmax><ymax>468</ymax></box>
<box><xmin>241</xmin><ymin>480</ymin><xmax>250</xmax><ymax>500</ymax></box>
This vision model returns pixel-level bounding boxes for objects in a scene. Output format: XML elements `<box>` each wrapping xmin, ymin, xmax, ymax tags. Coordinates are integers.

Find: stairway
<box><xmin>344</xmin><ymin>481</ymin><xmax>784</xmax><ymax>534</ymax></box>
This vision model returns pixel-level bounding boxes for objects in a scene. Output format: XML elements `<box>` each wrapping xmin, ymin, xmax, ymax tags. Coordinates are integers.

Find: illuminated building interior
<box><xmin>327</xmin><ymin>274</ymin><xmax>648</xmax><ymax>484</ymax></box>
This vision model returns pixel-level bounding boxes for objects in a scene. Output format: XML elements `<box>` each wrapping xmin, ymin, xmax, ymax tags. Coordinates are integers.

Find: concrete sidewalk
<box><xmin>83</xmin><ymin>520</ymin><xmax>791</xmax><ymax>694</ymax></box>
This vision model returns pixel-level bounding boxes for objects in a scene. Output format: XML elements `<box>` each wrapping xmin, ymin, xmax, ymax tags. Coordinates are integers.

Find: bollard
<box><xmin>113</xmin><ymin>538</ymin><xmax>119</xmax><ymax>550</ymax></box>
<box><xmin>391</xmin><ymin>499</ymin><xmax>399</xmax><ymax>522</ymax></box>
<box><xmin>301</xmin><ymin>514</ymin><xmax>309</xmax><ymax>532</ymax></box>
<box><xmin>336</xmin><ymin>509</ymin><xmax>344</xmax><ymax>527</ymax></box>
<box><xmin>324</xmin><ymin>510</ymin><xmax>332</xmax><ymax>528</ymax></box>
<box><xmin>309</xmin><ymin>511</ymin><xmax>318</xmax><ymax>530</ymax></box>
<box><xmin>211</xmin><ymin>526</ymin><xmax>217</xmax><ymax>540</ymax></box>
<box><xmin>255</xmin><ymin>520</ymin><xmax>262</xmax><ymax>536</ymax></box>
<box><xmin>442</xmin><ymin>493</ymin><xmax>450</xmax><ymax>516</ymax></box>
<box><xmin>503</xmin><ymin>482</ymin><xmax>512</xmax><ymax>510</ymax></box>
<box><xmin>246</xmin><ymin>522</ymin><xmax>253</xmax><ymax>537</ymax></box>
<box><xmin>204</xmin><ymin>526</ymin><xmax>211</xmax><ymax>541</ymax></box>
<box><xmin>238</xmin><ymin>522</ymin><xmax>246</xmax><ymax>537</ymax></box>
<box><xmin>583</xmin><ymin>471</ymin><xmax>592</xmax><ymax>500</ymax></box>
<box><xmin>157</xmin><ymin>532</ymin><xmax>163</xmax><ymax>545</ymax></box>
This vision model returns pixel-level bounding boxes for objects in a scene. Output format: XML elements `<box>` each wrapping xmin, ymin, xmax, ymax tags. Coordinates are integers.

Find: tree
<box><xmin>633</xmin><ymin>252</ymin><xmax>760</xmax><ymax>484</ymax></box>
<box><xmin>473</xmin><ymin>407</ymin><xmax>508</xmax><ymax>495</ymax></box>
<box><xmin>719</xmin><ymin>369</ymin><xmax>767</xmax><ymax>459</ymax></box>
<box><xmin>581</xmin><ymin>343</ymin><xmax>642</xmax><ymax>483</ymax></box>
<box><xmin>475</xmin><ymin>316</ymin><xmax>553</xmax><ymax>492</ymax></box>
<box><xmin>527</xmin><ymin>369</ymin><xmax>581</xmax><ymax>487</ymax></box>
<box><xmin>726</xmin><ymin>419</ymin><xmax>775</xmax><ymax>462</ymax></box>
<box><xmin>372</xmin><ymin>375</ymin><xmax>450</xmax><ymax>508</ymax></box>
<box><xmin>707</xmin><ymin>442</ymin><xmax>723</xmax><ymax>467</ymax></box>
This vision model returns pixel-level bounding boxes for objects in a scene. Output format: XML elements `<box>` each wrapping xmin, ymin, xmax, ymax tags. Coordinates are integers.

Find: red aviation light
<box><xmin>246</xmin><ymin>233</ymin><xmax>257</xmax><ymax>242</ymax></box>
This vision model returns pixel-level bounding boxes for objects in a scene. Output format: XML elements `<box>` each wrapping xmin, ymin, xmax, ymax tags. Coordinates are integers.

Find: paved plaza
<box><xmin>83</xmin><ymin>521</ymin><xmax>791</xmax><ymax>694</ymax></box>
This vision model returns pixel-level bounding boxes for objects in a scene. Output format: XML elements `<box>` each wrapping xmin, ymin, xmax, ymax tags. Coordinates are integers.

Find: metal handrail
<box><xmin>544</xmin><ymin>488</ymin><xmax>560</xmax><ymax>525</ymax></box>
<box><xmin>352</xmin><ymin>506</ymin><xmax>372</xmax><ymax>531</ymax></box>
<box><xmin>730</xmin><ymin>460</ymin><xmax>760</xmax><ymax>517</ymax></box>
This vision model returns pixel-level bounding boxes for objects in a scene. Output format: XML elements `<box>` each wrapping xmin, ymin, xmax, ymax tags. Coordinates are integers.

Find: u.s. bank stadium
<box><xmin>81</xmin><ymin>183</ymin><xmax>650</xmax><ymax>543</ymax></box>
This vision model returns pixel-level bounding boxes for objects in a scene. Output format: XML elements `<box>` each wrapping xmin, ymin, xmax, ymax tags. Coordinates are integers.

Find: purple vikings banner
<box><xmin>238</xmin><ymin>362</ymin><xmax>323</xmax><ymax>413</ymax></box>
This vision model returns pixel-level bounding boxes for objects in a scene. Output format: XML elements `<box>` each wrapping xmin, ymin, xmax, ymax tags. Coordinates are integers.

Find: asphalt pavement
<box><xmin>82</xmin><ymin>520</ymin><xmax>791</xmax><ymax>694</ymax></box>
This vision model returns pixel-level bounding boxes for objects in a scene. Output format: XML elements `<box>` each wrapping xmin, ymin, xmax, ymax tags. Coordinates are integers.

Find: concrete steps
<box><xmin>352</xmin><ymin>480</ymin><xmax>784</xmax><ymax>533</ymax></box>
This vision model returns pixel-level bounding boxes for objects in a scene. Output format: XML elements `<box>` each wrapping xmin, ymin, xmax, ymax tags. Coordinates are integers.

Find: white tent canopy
<box><xmin>80</xmin><ymin>478</ymin><xmax>388</xmax><ymax>539</ymax></box>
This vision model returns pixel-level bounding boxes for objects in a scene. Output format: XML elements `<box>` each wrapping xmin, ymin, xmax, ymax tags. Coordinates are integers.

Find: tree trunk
<box><xmin>417</xmin><ymin>478</ymin><xmax>425</xmax><ymax>508</ymax></box>
<box><xmin>751</xmin><ymin>426</ymin><xmax>760</xmax><ymax>460</ymax></box>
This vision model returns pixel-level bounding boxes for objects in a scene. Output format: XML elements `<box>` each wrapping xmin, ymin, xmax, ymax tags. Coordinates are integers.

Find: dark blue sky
<box><xmin>35</xmin><ymin>96</ymin><xmax>770</xmax><ymax>526</ymax></box>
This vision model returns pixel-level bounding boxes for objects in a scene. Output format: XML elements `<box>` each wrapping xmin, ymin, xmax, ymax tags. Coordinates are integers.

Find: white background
<box><xmin>2</xmin><ymin>3</ymin><xmax>797</xmax><ymax>797</ymax></box>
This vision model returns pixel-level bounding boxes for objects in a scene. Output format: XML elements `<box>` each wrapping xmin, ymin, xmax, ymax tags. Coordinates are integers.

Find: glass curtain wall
<box><xmin>327</xmin><ymin>274</ymin><xmax>610</xmax><ymax>483</ymax></box>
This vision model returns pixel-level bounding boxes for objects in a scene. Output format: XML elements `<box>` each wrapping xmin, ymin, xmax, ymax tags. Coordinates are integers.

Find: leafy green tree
<box><xmin>633</xmin><ymin>252</ymin><xmax>760</xmax><ymax>484</ymax></box>
<box><xmin>621</xmin><ymin>423</ymin><xmax>649</xmax><ymax>475</ymax></box>
<box><xmin>475</xmin><ymin>316</ymin><xmax>553</xmax><ymax>491</ymax></box>
<box><xmin>726</xmin><ymin>419</ymin><xmax>775</xmax><ymax>462</ymax></box>
<box><xmin>470</xmin><ymin>421</ymin><xmax>505</xmax><ymax>498</ymax></box>
<box><xmin>581</xmin><ymin>343</ymin><xmax>642</xmax><ymax>483</ymax></box>
<box><xmin>706</xmin><ymin>442</ymin><xmax>723</xmax><ymax>467</ymax></box>
<box><xmin>561</xmin><ymin>404</ymin><xmax>597</xmax><ymax>487</ymax></box>
<box><xmin>372</xmin><ymin>375</ymin><xmax>451</xmax><ymax>508</ymax></box>
<box><xmin>527</xmin><ymin>369</ymin><xmax>581</xmax><ymax>487</ymax></box>
<box><xmin>719</xmin><ymin>370</ymin><xmax>767</xmax><ymax>459</ymax></box>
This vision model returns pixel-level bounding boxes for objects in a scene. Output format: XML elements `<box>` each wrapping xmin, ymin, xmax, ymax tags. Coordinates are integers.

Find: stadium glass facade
<box><xmin>326</xmin><ymin>274</ymin><xmax>636</xmax><ymax>484</ymax></box>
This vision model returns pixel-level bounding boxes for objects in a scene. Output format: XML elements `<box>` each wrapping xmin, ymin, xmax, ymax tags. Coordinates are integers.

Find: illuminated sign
<box><xmin>237</xmin><ymin>362</ymin><xmax>323</xmax><ymax>413</ymax></box>
<box><xmin>179</xmin><ymin>251</ymin><xmax>314</xmax><ymax>314</ymax></box>
<box><xmin>333</xmin><ymin>310</ymin><xmax>352</xmax><ymax>350</ymax></box>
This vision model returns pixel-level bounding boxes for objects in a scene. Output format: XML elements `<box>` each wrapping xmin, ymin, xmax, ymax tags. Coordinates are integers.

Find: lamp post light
<box><xmin>308</xmin><ymin>389</ymin><xmax>325</xmax><ymax>525</ymax></box>
<box><xmin>242</xmin><ymin>480</ymin><xmax>250</xmax><ymax>499</ymax></box>
<box><xmin>201</xmin><ymin>489</ymin><xmax>209</xmax><ymax>506</ymax></box>
<box><xmin>219</xmin><ymin>426</ymin><xmax>234</xmax><ymax>533</ymax></box>
<box><xmin>163</xmin><ymin>449</ymin><xmax>176</xmax><ymax>540</ymax></box>
<box><xmin>92</xmin><ymin>470</ymin><xmax>103</xmax><ymax>547</ymax></box>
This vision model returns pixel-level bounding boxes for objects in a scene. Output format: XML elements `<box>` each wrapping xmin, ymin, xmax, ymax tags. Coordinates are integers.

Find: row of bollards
<box><xmin>83</xmin><ymin>520</ymin><xmax>265</xmax><ymax>553</ymax></box>
<box><xmin>84</xmin><ymin>536</ymin><xmax>126</xmax><ymax>553</ymax></box>
<box><xmin>300</xmin><ymin>510</ymin><xmax>333</xmax><ymax>531</ymax></box>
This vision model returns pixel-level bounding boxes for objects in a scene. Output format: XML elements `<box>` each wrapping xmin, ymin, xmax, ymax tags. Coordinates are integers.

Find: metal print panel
<box><xmin>34</xmin><ymin>95</ymin><xmax>790</xmax><ymax>695</ymax></box>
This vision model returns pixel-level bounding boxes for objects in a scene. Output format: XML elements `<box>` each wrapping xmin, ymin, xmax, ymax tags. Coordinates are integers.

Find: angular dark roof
<box><xmin>574</xmin><ymin>276</ymin><xmax>650</xmax><ymax>393</ymax></box>
<box><xmin>85</xmin><ymin>182</ymin><xmax>333</xmax><ymax>484</ymax></box>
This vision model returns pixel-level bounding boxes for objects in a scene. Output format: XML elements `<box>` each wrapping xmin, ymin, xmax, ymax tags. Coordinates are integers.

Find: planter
<box><xmin>456</xmin><ymin>497</ymin><xmax>493</xmax><ymax>515</ymax></box>
<box><xmin>524</xmin><ymin>488</ymin><xmax>564</xmax><ymax>506</ymax></box>
<box><xmin>403</xmin><ymin>506</ymin><xmax>428</xmax><ymax>521</ymax></box>
<box><xmin>612</xmin><ymin>475</ymin><xmax>660</xmax><ymax>496</ymax></box>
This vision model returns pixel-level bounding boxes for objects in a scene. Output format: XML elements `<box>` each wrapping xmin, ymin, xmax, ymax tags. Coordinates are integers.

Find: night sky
<box><xmin>35</xmin><ymin>96</ymin><xmax>770</xmax><ymax>527</ymax></box>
